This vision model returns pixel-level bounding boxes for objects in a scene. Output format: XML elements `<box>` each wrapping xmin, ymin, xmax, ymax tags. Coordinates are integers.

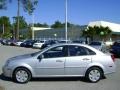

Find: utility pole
<box><xmin>17</xmin><ymin>0</ymin><xmax>20</xmax><ymax>40</ymax></box>
<box><xmin>65</xmin><ymin>0</ymin><xmax>68</xmax><ymax>43</ymax></box>
<box><xmin>32</xmin><ymin>13</ymin><xmax>35</xmax><ymax>40</ymax></box>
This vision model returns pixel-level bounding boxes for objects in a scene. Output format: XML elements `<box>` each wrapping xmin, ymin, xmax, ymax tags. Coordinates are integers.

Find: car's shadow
<box><xmin>0</xmin><ymin>73</ymin><xmax>106</xmax><ymax>83</ymax></box>
<box><xmin>0</xmin><ymin>74</ymin><xmax>12</xmax><ymax>82</ymax></box>
<box><xmin>31</xmin><ymin>77</ymin><xmax>88</xmax><ymax>82</ymax></box>
<box><xmin>31</xmin><ymin>76</ymin><xmax>106</xmax><ymax>83</ymax></box>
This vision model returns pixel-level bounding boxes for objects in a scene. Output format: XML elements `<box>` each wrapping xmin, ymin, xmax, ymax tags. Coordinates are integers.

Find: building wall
<box><xmin>34</xmin><ymin>26</ymin><xmax>86</xmax><ymax>40</ymax></box>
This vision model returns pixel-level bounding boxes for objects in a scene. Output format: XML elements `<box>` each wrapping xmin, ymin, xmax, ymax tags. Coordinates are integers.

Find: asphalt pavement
<box><xmin>0</xmin><ymin>45</ymin><xmax>120</xmax><ymax>90</ymax></box>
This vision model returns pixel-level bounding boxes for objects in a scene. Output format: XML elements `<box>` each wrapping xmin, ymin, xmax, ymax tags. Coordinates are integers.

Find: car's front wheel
<box><xmin>13</xmin><ymin>67</ymin><xmax>31</xmax><ymax>83</ymax></box>
<box><xmin>85</xmin><ymin>67</ymin><xmax>102</xmax><ymax>83</ymax></box>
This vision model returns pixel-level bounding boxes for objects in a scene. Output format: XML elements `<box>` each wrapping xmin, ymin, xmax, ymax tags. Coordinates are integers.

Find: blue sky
<box><xmin>0</xmin><ymin>0</ymin><xmax>120</xmax><ymax>25</ymax></box>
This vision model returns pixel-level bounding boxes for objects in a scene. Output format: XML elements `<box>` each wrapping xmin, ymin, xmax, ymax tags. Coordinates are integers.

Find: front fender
<box><xmin>12</xmin><ymin>63</ymin><xmax>34</xmax><ymax>77</ymax></box>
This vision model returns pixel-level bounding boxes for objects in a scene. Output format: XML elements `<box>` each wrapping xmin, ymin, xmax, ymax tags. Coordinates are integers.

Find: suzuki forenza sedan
<box><xmin>2</xmin><ymin>43</ymin><xmax>116</xmax><ymax>83</ymax></box>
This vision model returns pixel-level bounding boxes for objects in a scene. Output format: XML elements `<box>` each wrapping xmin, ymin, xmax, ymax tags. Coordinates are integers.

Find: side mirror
<box><xmin>37</xmin><ymin>55</ymin><xmax>44</xmax><ymax>62</ymax></box>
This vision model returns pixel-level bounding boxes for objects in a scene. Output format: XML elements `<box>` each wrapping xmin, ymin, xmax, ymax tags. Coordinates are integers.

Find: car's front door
<box><xmin>35</xmin><ymin>45</ymin><xmax>67</xmax><ymax>76</ymax></box>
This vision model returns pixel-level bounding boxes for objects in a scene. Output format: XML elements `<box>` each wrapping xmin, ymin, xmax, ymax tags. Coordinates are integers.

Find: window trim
<box><xmin>41</xmin><ymin>45</ymin><xmax>68</xmax><ymax>59</ymax></box>
<box><xmin>68</xmin><ymin>45</ymin><xmax>96</xmax><ymax>57</ymax></box>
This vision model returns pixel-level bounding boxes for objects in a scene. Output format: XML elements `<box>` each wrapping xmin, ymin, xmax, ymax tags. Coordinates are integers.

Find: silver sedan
<box><xmin>2</xmin><ymin>43</ymin><xmax>116</xmax><ymax>83</ymax></box>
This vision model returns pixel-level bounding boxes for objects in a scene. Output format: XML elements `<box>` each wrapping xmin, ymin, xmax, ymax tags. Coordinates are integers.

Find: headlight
<box><xmin>5</xmin><ymin>60</ymin><xmax>10</xmax><ymax>67</ymax></box>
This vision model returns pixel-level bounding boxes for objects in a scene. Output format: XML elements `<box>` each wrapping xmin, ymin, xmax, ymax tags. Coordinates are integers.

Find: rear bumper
<box><xmin>104</xmin><ymin>64</ymin><xmax>116</xmax><ymax>75</ymax></box>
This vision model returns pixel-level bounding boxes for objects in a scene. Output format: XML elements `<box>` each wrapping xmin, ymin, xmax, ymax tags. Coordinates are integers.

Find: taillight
<box><xmin>111</xmin><ymin>54</ymin><xmax>115</xmax><ymax>62</ymax></box>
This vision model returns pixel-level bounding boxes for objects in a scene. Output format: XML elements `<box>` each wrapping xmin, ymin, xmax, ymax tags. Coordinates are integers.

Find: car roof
<box><xmin>48</xmin><ymin>43</ymin><xmax>104</xmax><ymax>53</ymax></box>
<box><xmin>37</xmin><ymin>43</ymin><xmax>105</xmax><ymax>57</ymax></box>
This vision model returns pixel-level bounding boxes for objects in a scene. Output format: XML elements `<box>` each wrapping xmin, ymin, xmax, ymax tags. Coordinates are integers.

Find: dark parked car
<box><xmin>10</xmin><ymin>40</ymin><xmax>18</xmax><ymax>46</ymax></box>
<box><xmin>20</xmin><ymin>40</ymin><xmax>37</xmax><ymax>48</ymax></box>
<box><xmin>41</xmin><ymin>40</ymin><xmax>58</xmax><ymax>49</ymax></box>
<box><xmin>110</xmin><ymin>41</ymin><xmax>120</xmax><ymax>58</ymax></box>
<box><xmin>72</xmin><ymin>40</ymin><xmax>85</xmax><ymax>44</ymax></box>
<box><xmin>1</xmin><ymin>39</ymin><xmax>8</xmax><ymax>45</ymax></box>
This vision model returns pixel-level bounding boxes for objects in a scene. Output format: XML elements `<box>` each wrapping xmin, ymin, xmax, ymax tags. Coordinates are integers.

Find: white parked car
<box><xmin>2</xmin><ymin>43</ymin><xmax>116</xmax><ymax>83</ymax></box>
<box><xmin>105</xmin><ymin>41</ymin><xmax>114</xmax><ymax>46</ymax></box>
<box><xmin>15</xmin><ymin>40</ymin><xmax>24</xmax><ymax>46</ymax></box>
<box><xmin>33</xmin><ymin>40</ymin><xmax>46</xmax><ymax>49</ymax></box>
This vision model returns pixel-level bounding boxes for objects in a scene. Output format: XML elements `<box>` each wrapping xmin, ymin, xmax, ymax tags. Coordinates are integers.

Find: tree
<box><xmin>82</xmin><ymin>26</ymin><xmax>112</xmax><ymax>42</ymax></box>
<box><xmin>51</xmin><ymin>21</ymin><xmax>64</xmax><ymax>28</ymax></box>
<box><xmin>12</xmin><ymin>16</ymin><xmax>27</xmax><ymax>39</ymax></box>
<box><xmin>51</xmin><ymin>21</ymin><xmax>72</xmax><ymax>28</ymax></box>
<box><xmin>0</xmin><ymin>16</ymin><xmax>11</xmax><ymax>38</ymax></box>
<box><xmin>0</xmin><ymin>0</ymin><xmax>7</xmax><ymax>9</ymax></box>
<box><xmin>0</xmin><ymin>0</ymin><xmax>38</xmax><ymax>40</ymax></box>
<box><xmin>33</xmin><ymin>23</ymin><xmax>49</xmax><ymax>27</ymax></box>
<box><xmin>16</xmin><ymin>0</ymin><xmax>38</xmax><ymax>40</ymax></box>
<box><xmin>13</xmin><ymin>16</ymin><xmax>27</xmax><ymax>30</ymax></box>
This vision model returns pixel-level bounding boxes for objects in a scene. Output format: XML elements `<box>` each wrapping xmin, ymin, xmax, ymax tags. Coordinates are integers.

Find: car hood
<box><xmin>8</xmin><ymin>54</ymin><xmax>32</xmax><ymax>62</ymax></box>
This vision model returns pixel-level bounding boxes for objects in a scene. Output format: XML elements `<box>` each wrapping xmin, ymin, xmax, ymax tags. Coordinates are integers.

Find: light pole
<box><xmin>17</xmin><ymin>0</ymin><xmax>20</xmax><ymax>40</ymax></box>
<box><xmin>32</xmin><ymin>13</ymin><xmax>35</xmax><ymax>40</ymax></box>
<box><xmin>65</xmin><ymin>0</ymin><xmax>68</xmax><ymax>43</ymax></box>
<box><xmin>12</xmin><ymin>17</ymin><xmax>16</xmax><ymax>40</ymax></box>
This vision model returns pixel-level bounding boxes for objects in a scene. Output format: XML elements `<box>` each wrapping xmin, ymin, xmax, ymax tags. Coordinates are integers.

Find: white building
<box><xmin>88</xmin><ymin>21</ymin><xmax>120</xmax><ymax>33</ymax></box>
<box><xmin>88</xmin><ymin>21</ymin><xmax>120</xmax><ymax>41</ymax></box>
<box><xmin>31</xmin><ymin>27</ymin><xmax>51</xmax><ymax>40</ymax></box>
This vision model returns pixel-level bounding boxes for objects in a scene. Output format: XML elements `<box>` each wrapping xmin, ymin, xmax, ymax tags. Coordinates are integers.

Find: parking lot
<box><xmin>0</xmin><ymin>46</ymin><xmax>120</xmax><ymax>90</ymax></box>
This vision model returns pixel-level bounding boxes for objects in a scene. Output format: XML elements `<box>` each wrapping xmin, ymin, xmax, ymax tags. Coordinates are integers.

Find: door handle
<box><xmin>56</xmin><ymin>60</ymin><xmax>63</xmax><ymax>62</ymax></box>
<box><xmin>82</xmin><ymin>58</ymin><xmax>90</xmax><ymax>61</ymax></box>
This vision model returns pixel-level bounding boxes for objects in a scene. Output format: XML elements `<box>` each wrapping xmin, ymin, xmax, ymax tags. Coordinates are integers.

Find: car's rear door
<box><xmin>65</xmin><ymin>45</ymin><xmax>94</xmax><ymax>76</ymax></box>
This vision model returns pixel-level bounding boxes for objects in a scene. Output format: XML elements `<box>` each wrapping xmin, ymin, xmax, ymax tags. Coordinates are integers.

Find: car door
<box><xmin>65</xmin><ymin>45</ymin><xmax>94</xmax><ymax>76</ymax></box>
<box><xmin>34</xmin><ymin>45</ymin><xmax>67</xmax><ymax>76</ymax></box>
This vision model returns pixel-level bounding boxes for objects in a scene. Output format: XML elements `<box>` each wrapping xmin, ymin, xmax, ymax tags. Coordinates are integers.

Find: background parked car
<box><xmin>0</xmin><ymin>39</ymin><xmax>2</xmax><ymax>45</ymax></box>
<box><xmin>0</xmin><ymin>41</ymin><xmax>1</xmax><ymax>46</ymax></box>
<box><xmin>105</xmin><ymin>40</ymin><xmax>114</xmax><ymax>46</ymax></box>
<box><xmin>33</xmin><ymin>40</ymin><xmax>46</xmax><ymax>49</ymax></box>
<box><xmin>72</xmin><ymin>40</ymin><xmax>85</xmax><ymax>44</ymax></box>
<box><xmin>15</xmin><ymin>40</ymin><xmax>24</xmax><ymax>46</ymax></box>
<box><xmin>0</xmin><ymin>39</ymin><xmax>7</xmax><ymax>45</ymax></box>
<box><xmin>89</xmin><ymin>41</ymin><xmax>107</xmax><ymax>52</ymax></box>
<box><xmin>110</xmin><ymin>41</ymin><xmax>120</xmax><ymax>58</ymax></box>
<box><xmin>41</xmin><ymin>40</ymin><xmax>58</xmax><ymax>49</ymax></box>
<box><xmin>20</xmin><ymin>40</ymin><xmax>37</xmax><ymax>48</ymax></box>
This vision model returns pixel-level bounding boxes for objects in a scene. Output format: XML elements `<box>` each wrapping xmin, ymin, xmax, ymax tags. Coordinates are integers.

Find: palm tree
<box><xmin>16</xmin><ymin>0</ymin><xmax>38</xmax><ymax>40</ymax></box>
<box><xmin>0</xmin><ymin>0</ymin><xmax>7</xmax><ymax>9</ymax></box>
<box><xmin>83</xmin><ymin>26</ymin><xmax>112</xmax><ymax>42</ymax></box>
<box><xmin>0</xmin><ymin>0</ymin><xmax>38</xmax><ymax>40</ymax></box>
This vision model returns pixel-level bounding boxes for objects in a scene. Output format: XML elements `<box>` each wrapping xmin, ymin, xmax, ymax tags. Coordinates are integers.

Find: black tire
<box><xmin>85</xmin><ymin>67</ymin><xmax>102</xmax><ymax>83</ymax></box>
<box><xmin>13</xmin><ymin>67</ymin><xmax>31</xmax><ymax>84</ymax></box>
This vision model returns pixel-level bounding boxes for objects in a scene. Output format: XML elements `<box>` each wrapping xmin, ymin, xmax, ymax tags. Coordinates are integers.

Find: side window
<box><xmin>84</xmin><ymin>47</ymin><xmax>96</xmax><ymax>55</ymax></box>
<box><xmin>42</xmin><ymin>46</ymin><xmax>67</xmax><ymax>58</ymax></box>
<box><xmin>68</xmin><ymin>45</ymin><xmax>88</xmax><ymax>56</ymax></box>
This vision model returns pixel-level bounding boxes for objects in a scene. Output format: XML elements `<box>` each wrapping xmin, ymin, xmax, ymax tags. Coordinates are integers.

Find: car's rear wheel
<box><xmin>85</xmin><ymin>67</ymin><xmax>102</xmax><ymax>83</ymax></box>
<box><xmin>13</xmin><ymin>67</ymin><xmax>31</xmax><ymax>84</ymax></box>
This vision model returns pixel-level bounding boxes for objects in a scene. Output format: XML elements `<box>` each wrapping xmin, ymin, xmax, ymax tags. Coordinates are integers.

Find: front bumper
<box><xmin>2</xmin><ymin>65</ymin><xmax>13</xmax><ymax>78</ymax></box>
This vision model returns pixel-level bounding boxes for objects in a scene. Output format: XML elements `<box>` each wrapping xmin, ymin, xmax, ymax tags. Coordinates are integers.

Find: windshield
<box><xmin>31</xmin><ymin>51</ymin><xmax>41</xmax><ymax>56</ymax></box>
<box><xmin>31</xmin><ymin>46</ymin><xmax>51</xmax><ymax>56</ymax></box>
<box><xmin>89</xmin><ymin>42</ymin><xmax>101</xmax><ymax>45</ymax></box>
